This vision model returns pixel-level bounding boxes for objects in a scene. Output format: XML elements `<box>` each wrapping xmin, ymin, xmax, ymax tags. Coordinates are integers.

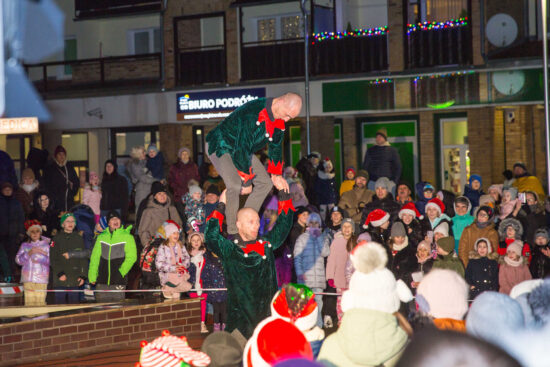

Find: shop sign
<box><xmin>177</xmin><ymin>88</ymin><xmax>266</xmax><ymax>120</ymax></box>
<box><xmin>0</xmin><ymin>117</ymin><xmax>38</xmax><ymax>134</ymax></box>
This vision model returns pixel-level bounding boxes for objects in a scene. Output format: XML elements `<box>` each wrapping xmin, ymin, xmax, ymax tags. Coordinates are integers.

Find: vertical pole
<box><xmin>301</xmin><ymin>0</ymin><xmax>311</xmax><ymax>155</ymax></box>
<box><xmin>542</xmin><ymin>0</ymin><xmax>550</xmax><ymax>189</ymax></box>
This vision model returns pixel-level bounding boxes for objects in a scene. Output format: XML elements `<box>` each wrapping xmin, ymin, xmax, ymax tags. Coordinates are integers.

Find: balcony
<box><xmin>25</xmin><ymin>53</ymin><xmax>162</xmax><ymax>95</ymax></box>
<box><xmin>406</xmin><ymin>18</ymin><xmax>472</xmax><ymax>69</ymax></box>
<box><xmin>75</xmin><ymin>0</ymin><xmax>162</xmax><ymax>20</ymax></box>
<box><xmin>240</xmin><ymin>31</ymin><xmax>388</xmax><ymax>81</ymax></box>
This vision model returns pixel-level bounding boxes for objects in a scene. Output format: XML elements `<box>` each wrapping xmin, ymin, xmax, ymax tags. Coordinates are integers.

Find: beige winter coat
<box><xmin>138</xmin><ymin>195</ymin><xmax>182</xmax><ymax>246</ymax></box>
<box><xmin>338</xmin><ymin>186</ymin><xmax>375</xmax><ymax>224</ymax></box>
<box><xmin>458</xmin><ymin>222</ymin><xmax>499</xmax><ymax>268</ymax></box>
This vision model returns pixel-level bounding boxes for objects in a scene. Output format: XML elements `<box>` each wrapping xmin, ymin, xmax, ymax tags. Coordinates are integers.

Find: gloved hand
<box><xmin>328</xmin><ymin>279</ymin><xmax>335</xmax><ymax>288</ymax></box>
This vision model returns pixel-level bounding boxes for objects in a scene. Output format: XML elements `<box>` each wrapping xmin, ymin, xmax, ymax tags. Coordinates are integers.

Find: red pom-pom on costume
<box><xmin>277</xmin><ymin>198</ymin><xmax>295</xmax><ymax>215</ymax></box>
<box><xmin>238</xmin><ymin>168</ymin><xmax>256</xmax><ymax>183</ymax></box>
<box><xmin>206</xmin><ymin>210</ymin><xmax>225</xmax><ymax>232</ymax></box>
<box><xmin>258</xmin><ymin>108</ymin><xmax>286</xmax><ymax>139</ymax></box>
<box><xmin>161</xmin><ymin>330</ymin><xmax>170</xmax><ymax>336</ymax></box>
<box><xmin>267</xmin><ymin>160</ymin><xmax>284</xmax><ymax>175</ymax></box>
<box><xmin>140</xmin><ymin>340</ymin><xmax>148</xmax><ymax>348</ymax></box>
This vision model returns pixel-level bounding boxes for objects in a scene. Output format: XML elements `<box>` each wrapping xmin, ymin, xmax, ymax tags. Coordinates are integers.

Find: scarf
<box><xmin>504</xmin><ymin>255</ymin><xmax>523</xmax><ymax>267</ymax></box>
<box><xmin>21</xmin><ymin>182</ymin><xmax>38</xmax><ymax>193</ymax></box>
<box><xmin>499</xmin><ymin>199</ymin><xmax>518</xmax><ymax>220</ymax></box>
<box><xmin>318</xmin><ymin>170</ymin><xmax>335</xmax><ymax>180</ymax></box>
<box><xmin>476</xmin><ymin>220</ymin><xmax>492</xmax><ymax>229</ymax></box>
<box><xmin>393</xmin><ymin>237</ymin><xmax>409</xmax><ymax>252</ymax></box>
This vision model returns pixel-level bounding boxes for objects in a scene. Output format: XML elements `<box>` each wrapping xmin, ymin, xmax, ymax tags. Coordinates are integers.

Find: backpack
<box><xmin>140</xmin><ymin>237</ymin><xmax>163</xmax><ymax>273</ymax></box>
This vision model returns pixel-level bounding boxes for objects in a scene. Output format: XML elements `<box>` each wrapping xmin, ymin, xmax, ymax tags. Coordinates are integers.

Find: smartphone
<box><xmin>518</xmin><ymin>193</ymin><xmax>526</xmax><ymax>204</ymax></box>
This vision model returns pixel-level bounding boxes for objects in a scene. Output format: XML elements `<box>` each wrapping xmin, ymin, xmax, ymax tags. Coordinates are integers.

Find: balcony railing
<box><xmin>176</xmin><ymin>45</ymin><xmax>226</xmax><ymax>86</ymax></box>
<box><xmin>25</xmin><ymin>53</ymin><xmax>162</xmax><ymax>94</ymax></box>
<box><xmin>240</xmin><ymin>32</ymin><xmax>388</xmax><ymax>81</ymax></box>
<box><xmin>75</xmin><ymin>0</ymin><xmax>162</xmax><ymax>19</ymax></box>
<box><xmin>406</xmin><ymin>18</ymin><xmax>472</xmax><ymax>69</ymax></box>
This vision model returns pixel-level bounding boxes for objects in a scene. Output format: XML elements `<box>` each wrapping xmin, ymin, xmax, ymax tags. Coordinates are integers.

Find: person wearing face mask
<box><xmin>205</xmin><ymin>189</ymin><xmax>295</xmax><ymax>338</ymax></box>
<box><xmin>15</xmin><ymin>168</ymin><xmax>39</xmax><ymax>217</ymax></box>
<box><xmin>294</xmin><ymin>212</ymin><xmax>331</xmax><ymax>329</ymax></box>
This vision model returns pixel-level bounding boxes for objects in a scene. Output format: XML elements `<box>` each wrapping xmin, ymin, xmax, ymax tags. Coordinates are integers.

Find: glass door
<box><xmin>440</xmin><ymin>118</ymin><xmax>469</xmax><ymax>195</ymax></box>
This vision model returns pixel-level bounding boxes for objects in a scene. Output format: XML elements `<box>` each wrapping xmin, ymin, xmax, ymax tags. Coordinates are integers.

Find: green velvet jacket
<box><xmin>204</xmin><ymin>200</ymin><xmax>294</xmax><ymax>338</ymax></box>
<box><xmin>205</xmin><ymin>98</ymin><xmax>284</xmax><ymax>177</ymax></box>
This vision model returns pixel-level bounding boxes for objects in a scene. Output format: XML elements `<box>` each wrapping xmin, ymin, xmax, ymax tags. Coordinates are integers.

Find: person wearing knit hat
<box><xmin>499</xmin><ymin>240</ymin><xmax>532</xmax><ymax>295</ymax></box>
<box><xmin>488</xmin><ymin>184</ymin><xmax>503</xmax><ymax>203</ymax></box>
<box><xmin>421</xmin><ymin>197</ymin><xmax>453</xmax><ymax>244</ymax></box>
<box><xmin>465</xmin><ymin>237</ymin><xmax>499</xmax><ymax>299</ymax></box>
<box><xmin>389</xmin><ymin>222</ymin><xmax>416</xmax><ymax>290</ymax></box>
<box><xmin>15</xmin><ymin>167</ymin><xmax>38</xmax><ymax>216</ymax></box>
<box><xmin>362</xmin><ymin>126</ymin><xmax>402</xmax><ymax>197</ymax></box>
<box><xmin>452</xmin><ymin>196</ymin><xmax>474</xmax><ymax>254</ymax></box>
<box><xmin>168</xmin><ymin>146</ymin><xmax>200</xmax><ymax>202</ymax></box>
<box><xmin>396</xmin><ymin>180</ymin><xmax>414</xmax><ymax>205</ymax></box>
<box><xmin>243</xmin><ymin>317</ymin><xmax>314</xmax><ymax>367</ymax></box>
<box><xmin>183</xmin><ymin>184</ymin><xmax>206</xmax><ymax>232</ymax></box>
<box><xmin>319</xmin><ymin>241</ymin><xmax>411</xmax><ymax>367</ymax></box>
<box><xmin>339</xmin><ymin>167</ymin><xmax>356</xmax><ymax>196</ymax></box>
<box><xmin>406</xmin><ymin>240</ymin><xmax>434</xmax><ymax>291</ymax></box>
<box><xmin>530</xmin><ymin>228</ymin><xmax>550</xmax><ymax>279</ymax></box>
<box><xmin>145</xmin><ymin>144</ymin><xmax>165</xmax><ymax>181</ymax></box>
<box><xmin>82</xmin><ymin>171</ymin><xmax>102</xmax><ymax>223</ymax></box>
<box><xmin>433</xmin><ymin>236</ymin><xmax>464</xmax><ymax>277</ymax></box>
<box><xmin>16</xmin><ymin>219</ymin><xmax>50</xmax><ymax>306</ymax></box>
<box><xmin>391</xmin><ymin>221</ymin><xmax>406</xmax><ymax>238</ymax></box>
<box><xmin>201</xmin><ymin>331</ymin><xmax>243</xmax><ymax>367</ymax></box>
<box><xmin>42</xmin><ymin>144</ymin><xmax>79</xmax><ymax>212</ymax></box>
<box><xmin>433</xmin><ymin>221</ymin><xmax>449</xmax><ymax>241</ymax></box>
<box><xmin>458</xmin><ymin>205</ymin><xmax>499</xmax><ymax>268</ymax></box>
<box><xmin>464</xmin><ymin>174</ymin><xmax>484</xmax><ymax>214</ymax></box>
<box><xmin>416</xmin><ymin>268</ymin><xmax>469</xmax><ymax>331</ymax></box>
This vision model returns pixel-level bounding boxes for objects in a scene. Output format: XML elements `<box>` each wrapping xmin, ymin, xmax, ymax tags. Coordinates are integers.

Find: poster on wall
<box><xmin>177</xmin><ymin>88</ymin><xmax>266</xmax><ymax>121</ymax></box>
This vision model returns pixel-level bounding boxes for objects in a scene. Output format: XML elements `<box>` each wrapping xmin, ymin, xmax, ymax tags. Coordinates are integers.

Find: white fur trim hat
<box><xmin>342</xmin><ymin>241</ymin><xmax>413</xmax><ymax>314</ymax></box>
<box><xmin>398</xmin><ymin>202</ymin><xmax>423</xmax><ymax>220</ymax></box>
<box><xmin>433</xmin><ymin>222</ymin><xmax>449</xmax><ymax>237</ymax></box>
<box><xmin>363</xmin><ymin>209</ymin><xmax>390</xmax><ymax>229</ymax></box>
<box><xmin>425</xmin><ymin>198</ymin><xmax>445</xmax><ymax>215</ymax></box>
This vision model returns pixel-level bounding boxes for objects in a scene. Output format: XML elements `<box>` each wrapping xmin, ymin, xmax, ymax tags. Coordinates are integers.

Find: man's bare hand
<box><xmin>240</xmin><ymin>185</ymin><xmax>253</xmax><ymax>195</ymax></box>
<box><xmin>271</xmin><ymin>175</ymin><xmax>289</xmax><ymax>193</ymax></box>
<box><xmin>220</xmin><ymin>189</ymin><xmax>227</xmax><ymax>204</ymax></box>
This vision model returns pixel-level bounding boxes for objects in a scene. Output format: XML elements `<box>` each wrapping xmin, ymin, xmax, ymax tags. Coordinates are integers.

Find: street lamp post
<box><xmin>542</xmin><ymin>0</ymin><xmax>550</xmax><ymax>189</ymax></box>
<box><xmin>300</xmin><ymin>0</ymin><xmax>311</xmax><ymax>155</ymax></box>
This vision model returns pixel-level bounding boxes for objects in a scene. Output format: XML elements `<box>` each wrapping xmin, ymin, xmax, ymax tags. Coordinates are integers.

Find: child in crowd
<box><xmin>259</xmin><ymin>195</ymin><xmax>278</xmax><ymax>236</ymax></box>
<box><xmin>146</xmin><ymin>144</ymin><xmax>165</xmax><ymax>180</ymax></box>
<box><xmin>187</xmin><ymin>231</ymin><xmax>209</xmax><ymax>333</ymax></box>
<box><xmin>415</xmin><ymin>182</ymin><xmax>434</xmax><ymax>215</ymax></box>
<box><xmin>397</xmin><ymin>202</ymin><xmax>424</xmax><ymax>247</ymax></box>
<box><xmin>183</xmin><ymin>185</ymin><xmax>205</xmax><ymax>232</ymax></box>
<box><xmin>465</xmin><ymin>238</ymin><xmax>499</xmax><ymax>299</ymax></box>
<box><xmin>51</xmin><ymin>213</ymin><xmax>89</xmax><ymax>304</ymax></box>
<box><xmin>15</xmin><ymin>220</ymin><xmax>50</xmax><ymax>306</ymax></box>
<box><xmin>408</xmin><ymin>240</ymin><xmax>433</xmax><ymax>291</ymax></box>
<box><xmin>363</xmin><ymin>209</ymin><xmax>391</xmax><ymax>246</ymax></box>
<box><xmin>433</xmin><ymin>236</ymin><xmax>464</xmax><ymax>277</ymax></box>
<box><xmin>463</xmin><ymin>174</ymin><xmax>484</xmax><ymax>213</ymax></box>
<box><xmin>315</xmin><ymin>158</ymin><xmax>338</xmax><ymax>222</ymax></box>
<box><xmin>498</xmin><ymin>187</ymin><xmax>522</xmax><ymax>221</ymax></box>
<box><xmin>339</xmin><ymin>167</ymin><xmax>356</xmax><ymax>196</ymax></box>
<box><xmin>82</xmin><ymin>171</ymin><xmax>102</xmax><ymax>223</ymax></box>
<box><xmin>388</xmin><ymin>222</ymin><xmax>416</xmax><ymax>285</ymax></box>
<box><xmin>155</xmin><ymin>222</ymin><xmax>191</xmax><ymax>300</ymax></box>
<box><xmin>497</xmin><ymin>218</ymin><xmax>531</xmax><ymax>263</ymax></box>
<box><xmin>499</xmin><ymin>240</ymin><xmax>532</xmax><ymax>295</ymax></box>
<box><xmin>201</xmin><ymin>247</ymin><xmax>227</xmax><ymax>332</ymax></box>
<box><xmin>530</xmin><ymin>228</ymin><xmax>550</xmax><ymax>279</ymax></box>
<box><xmin>452</xmin><ymin>196</ymin><xmax>474</xmax><ymax>253</ymax></box>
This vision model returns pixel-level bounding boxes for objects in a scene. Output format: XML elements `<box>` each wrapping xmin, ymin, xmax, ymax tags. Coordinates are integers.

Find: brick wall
<box><xmin>418</xmin><ymin>111</ymin><xmax>437</xmax><ymax>184</ymax></box>
<box><xmin>71</xmin><ymin>58</ymin><xmax>160</xmax><ymax>84</ymax></box>
<box><xmin>0</xmin><ymin>299</ymin><xmax>201</xmax><ymax>367</ymax></box>
<box><xmin>387</xmin><ymin>0</ymin><xmax>405</xmax><ymax>71</ymax></box>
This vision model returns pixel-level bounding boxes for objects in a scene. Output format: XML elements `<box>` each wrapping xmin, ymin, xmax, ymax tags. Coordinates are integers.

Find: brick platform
<box><xmin>0</xmin><ymin>299</ymin><xmax>201</xmax><ymax>367</ymax></box>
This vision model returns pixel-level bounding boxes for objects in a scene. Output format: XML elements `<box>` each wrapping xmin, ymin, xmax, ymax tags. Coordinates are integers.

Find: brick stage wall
<box><xmin>0</xmin><ymin>299</ymin><xmax>201</xmax><ymax>367</ymax></box>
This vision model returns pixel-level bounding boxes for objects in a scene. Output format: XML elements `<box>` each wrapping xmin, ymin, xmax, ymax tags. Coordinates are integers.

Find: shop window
<box><xmin>440</xmin><ymin>118</ymin><xmax>469</xmax><ymax>195</ymax></box>
<box><xmin>115</xmin><ymin>130</ymin><xmax>159</xmax><ymax>157</ymax></box>
<box><xmin>6</xmin><ymin>135</ymin><xmax>31</xmax><ymax>181</ymax></box>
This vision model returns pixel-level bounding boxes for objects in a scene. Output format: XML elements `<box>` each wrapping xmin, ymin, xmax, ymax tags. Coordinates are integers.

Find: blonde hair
<box><xmin>130</xmin><ymin>146</ymin><xmax>145</xmax><ymax>160</ymax></box>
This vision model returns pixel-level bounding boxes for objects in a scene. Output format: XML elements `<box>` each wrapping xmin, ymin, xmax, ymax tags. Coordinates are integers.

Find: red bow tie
<box><xmin>257</xmin><ymin>109</ymin><xmax>285</xmax><ymax>139</ymax></box>
<box><xmin>242</xmin><ymin>241</ymin><xmax>266</xmax><ymax>258</ymax></box>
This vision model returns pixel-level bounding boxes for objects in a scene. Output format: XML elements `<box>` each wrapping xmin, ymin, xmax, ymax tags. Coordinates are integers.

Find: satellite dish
<box><xmin>486</xmin><ymin>14</ymin><xmax>518</xmax><ymax>47</ymax></box>
<box><xmin>492</xmin><ymin>70</ymin><xmax>525</xmax><ymax>95</ymax></box>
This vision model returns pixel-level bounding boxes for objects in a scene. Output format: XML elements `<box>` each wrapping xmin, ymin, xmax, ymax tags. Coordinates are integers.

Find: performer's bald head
<box><xmin>273</xmin><ymin>93</ymin><xmax>302</xmax><ymax>122</ymax></box>
<box><xmin>236</xmin><ymin>207</ymin><xmax>261</xmax><ymax>241</ymax></box>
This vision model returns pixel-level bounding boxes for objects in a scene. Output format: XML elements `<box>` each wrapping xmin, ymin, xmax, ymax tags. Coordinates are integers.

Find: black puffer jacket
<box><xmin>100</xmin><ymin>160</ymin><xmax>129</xmax><ymax>213</ymax></box>
<box><xmin>361</xmin><ymin>145</ymin><xmax>401</xmax><ymax>182</ymax></box>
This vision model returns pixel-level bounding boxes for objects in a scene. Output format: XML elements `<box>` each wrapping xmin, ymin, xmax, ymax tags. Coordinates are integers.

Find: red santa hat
<box><xmin>244</xmin><ymin>317</ymin><xmax>313</xmax><ymax>367</ymax></box>
<box><xmin>425</xmin><ymin>198</ymin><xmax>445</xmax><ymax>215</ymax></box>
<box><xmin>24</xmin><ymin>219</ymin><xmax>42</xmax><ymax>234</ymax></box>
<box><xmin>398</xmin><ymin>202</ymin><xmax>423</xmax><ymax>220</ymax></box>
<box><xmin>270</xmin><ymin>283</ymin><xmax>318</xmax><ymax>332</ymax></box>
<box><xmin>137</xmin><ymin>330</ymin><xmax>211</xmax><ymax>367</ymax></box>
<box><xmin>363</xmin><ymin>209</ymin><xmax>390</xmax><ymax>229</ymax></box>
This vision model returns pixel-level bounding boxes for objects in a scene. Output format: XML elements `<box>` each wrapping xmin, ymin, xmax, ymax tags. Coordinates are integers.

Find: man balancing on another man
<box><xmin>205</xmin><ymin>92</ymin><xmax>302</xmax><ymax>237</ymax></box>
<box><xmin>205</xmin><ymin>187</ymin><xmax>295</xmax><ymax>338</ymax></box>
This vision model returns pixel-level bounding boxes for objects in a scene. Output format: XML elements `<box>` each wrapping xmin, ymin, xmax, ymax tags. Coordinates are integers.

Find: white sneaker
<box><xmin>324</xmin><ymin>315</ymin><xmax>333</xmax><ymax>328</ymax></box>
<box><xmin>201</xmin><ymin>322</ymin><xmax>209</xmax><ymax>333</ymax></box>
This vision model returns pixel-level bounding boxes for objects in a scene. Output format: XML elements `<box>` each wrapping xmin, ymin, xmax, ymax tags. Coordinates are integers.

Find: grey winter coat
<box><xmin>127</xmin><ymin>159</ymin><xmax>156</xmax><ymax>209</ymax></box>
<box><xmin>294</xmin><ymin>230</ymin><xmax>331</xmax><ymax>289</ymax></box>
<box><xmin>138</xmin><ymin>195</ymin><xmax>182</xmax><ymax>247</ymax></box>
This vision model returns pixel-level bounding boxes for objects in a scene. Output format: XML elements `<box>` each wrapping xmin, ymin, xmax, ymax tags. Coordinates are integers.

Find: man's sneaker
<box><xmin>201</xmin><ymin>321</ymin><xmax>209</xmax><ymax>333</ymax></box>
<box><xmin>324</xmin><ymin>315</ymin><xmax>333</xmax><ymax>329</ymax></box>
<box><xmin>213</xmin><ymin>323</ymin><xmax>221</xmax><ymax>332</ymax></box>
